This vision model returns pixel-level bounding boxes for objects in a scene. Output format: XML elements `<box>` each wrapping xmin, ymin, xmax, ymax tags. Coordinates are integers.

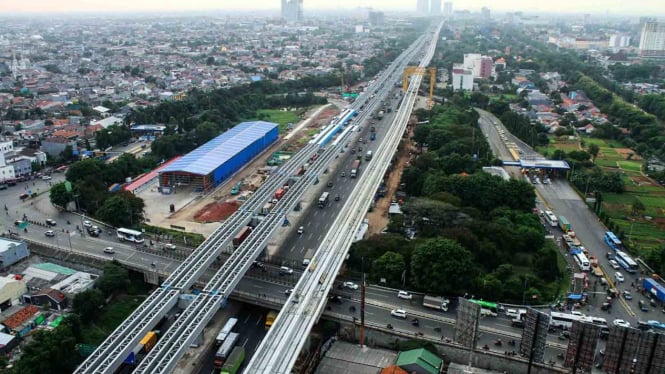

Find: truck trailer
<box><xmin>350</xmin><ymin>159</ymin><xmax>361</xmax><ymax>178</ymax></box>
<box><xmin>265</xmin><ymin>310</ymin><xmax>278</xmax><ymax>331</ymax></box>
<box><xmin>423</xmin><ymin>295</ymin><xmax>450</xmax><ymax>311</ymax></box>
<box><xmin>303</xmin><ymin>248</ymin><xmax>315</xmax><ymax>266</ymax></box>
<box><xmin>558</xmin><ymin>216</ymin><xmax>571</xmax><ymax>232</ymax></box>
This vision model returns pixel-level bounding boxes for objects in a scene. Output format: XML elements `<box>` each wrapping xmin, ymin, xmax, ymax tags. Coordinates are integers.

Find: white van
<box><xmin>481</xmin><ymin>308</ymin><xmax>498</xmax><ymax>317</ymax></box>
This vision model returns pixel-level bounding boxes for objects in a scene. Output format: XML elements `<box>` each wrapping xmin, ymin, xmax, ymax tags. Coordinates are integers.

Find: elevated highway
<box><xmin>74</xmin><ymin>24</ymin><xmax>432</xmax><ymax>374</ymax></box>
<box><xmin>244</xmin><ymin>22</ymin><xmax>444</xmax><ymax>373</ymax></box>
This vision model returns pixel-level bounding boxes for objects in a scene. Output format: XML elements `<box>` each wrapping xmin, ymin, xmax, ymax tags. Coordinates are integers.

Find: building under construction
<box><xmin>158</xmin><ymin>121</ymin><xmax>278</xmax><ymax>193</ymax></box>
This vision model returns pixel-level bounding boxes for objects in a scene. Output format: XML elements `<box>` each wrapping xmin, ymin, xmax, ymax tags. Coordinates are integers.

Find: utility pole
<box><xmin>359</xmin><ymin>258</ymin><xmax>366</xmax><ymax>348</ymax></box>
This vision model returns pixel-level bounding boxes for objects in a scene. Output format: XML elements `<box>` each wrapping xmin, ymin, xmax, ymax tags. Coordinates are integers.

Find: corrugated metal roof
<box><xmin>160</xmin><ymin>121</ymin><xmax>278</xmax><ymax>176</ymax></box>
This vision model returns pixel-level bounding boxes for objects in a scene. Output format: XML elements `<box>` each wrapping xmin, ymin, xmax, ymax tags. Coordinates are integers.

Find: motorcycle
<box><xmin>411</xmin><ymin>318</ymin><xmax>419</xmax><ymax>326</ymax></box>
<box><xmin>386</xmin><ymin>324</ymin><xmax>393</xmax><ymax>330</ymax></box>
<box><xmin>349</xmin><ymin>306</ymin><xmax>356</xmax><ymax>312</ymax></box>
<box><xmin>482</xmin><ymin>344</ymin><xmax>490</xmax><ymax>351</ymax></box>
<box><xmin>494</xmin><ymin>339</ymin><xmax>503</xmax><ymax>346</ymax></box>
<box><xmin>508</xmin><ymin>339</ymin><xmax>516</xmax><ymax>346</ymax></box>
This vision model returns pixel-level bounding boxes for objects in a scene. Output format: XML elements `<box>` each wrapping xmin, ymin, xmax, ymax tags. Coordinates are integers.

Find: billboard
<box><xmin>454</xmin><ymin>297</ymin><xmax>480</xmax><ymax>348</ymax></box>
<box><xmin>519</xmin><ymin>308</ymin><xmax>549</xmax><ymax>363</ymax></box>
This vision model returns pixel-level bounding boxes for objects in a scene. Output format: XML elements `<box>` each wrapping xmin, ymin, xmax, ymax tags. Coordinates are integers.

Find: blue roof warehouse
<box><xmin>158</xmin><ymin>121</ymin><xmax>278</xmax><ymax>193</ymax></box>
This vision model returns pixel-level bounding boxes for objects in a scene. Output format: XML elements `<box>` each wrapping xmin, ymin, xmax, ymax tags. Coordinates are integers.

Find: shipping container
<box><xmin>140</xmin><ymin>331</ymin><xmax>157</xmax><ymax>353</ymax></box>
<box><xmin>232</xmin><ymin>226</ymin><xmax>252</xmax><ymax>248</ymax></box>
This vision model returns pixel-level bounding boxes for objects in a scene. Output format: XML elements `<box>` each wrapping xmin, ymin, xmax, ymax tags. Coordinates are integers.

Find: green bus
<box><xmin>469</xmin><ymin>299</ymin><xmax>499</xmax><ymax>313</ymax></box>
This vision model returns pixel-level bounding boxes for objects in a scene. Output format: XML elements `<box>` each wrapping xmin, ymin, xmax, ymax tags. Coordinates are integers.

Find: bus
<box><xmin>215</xmin><ymin>317</ymin><xmax>239</xmax><ymax>346</ymax></box>
<box><xmin>549</xmin><ymin>311</ymin><xmax>588</xmax><ymax>329</ymax></box>
<box><xmin>572</xmin><ymin>250</ymin><xmax>591</xmax><ymax>271</ymax></box>
<box><xmin>604</xmin><ymin>231</ymin><xmax>623</xmax><ymax>251</ymax></box>
<box><xmin>544</xmin><ymin>211</ymin><xmax>558</xmax><ymax>227</ymax></box>
<box><xmin>469</xmin><ymin>299</ymin><xmax>499</xmax><ymax>315</ymax></box>
<box><xmin>117</xmin><ymin>228</ymin><xmax>144</xmax><ymax>243</ymax></box>
<box><xmin>214</xmin><ymin>332</ymin><xmax>239</xmax><ymax>368</ymax></box>
<box><xmin>614</xmin><ymin>250</ymin><xmax>639</xmax><ymax>273</ymax></box>
<box><xmin>365</xmin><ymin>150</ymin><xmax>373</xmax><ymax>161</ymax></box>
<box><xmin>318</xmin><ymin>192</ymin><xmax>329</xmax><ymax>208</ymax></box>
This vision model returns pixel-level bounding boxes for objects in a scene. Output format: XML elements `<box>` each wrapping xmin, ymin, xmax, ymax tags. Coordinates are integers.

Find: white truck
<box><xmin>303</xmin><ymin>248</ymin><xmax>315</xmax><ymax>266</ymax></box>
<box><xmin>422</xmin><ymin>295</ymin><xmax>450</xmax><ymax>311</ymax></box>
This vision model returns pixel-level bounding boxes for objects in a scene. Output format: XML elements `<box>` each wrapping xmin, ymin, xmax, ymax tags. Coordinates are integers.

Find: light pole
<box><xmin>522</xmin><ymin>277</ymin><xmax>528</xmax><ymax>306</ymax></box>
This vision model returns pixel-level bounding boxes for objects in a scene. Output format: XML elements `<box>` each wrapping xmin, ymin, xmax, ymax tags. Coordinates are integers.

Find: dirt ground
<box><xmin>171</xmin><ymin>104</ymin><xmax>339</xmax><ymax>226</ymax></box>
<box><xmin>365</xmin><ymin>116</ymin><xmax>418</xmax><ymax>236</ymax></box>
<box><xmin>615</xmin><ymin>148</ymin><xmax>642</xmax><ymax>160</ymax></box>
<box><xmin>630</xmin><ymin>175</ymin><xmax>657</xmax><ymax>187</ymax></box>
<box><xmin>193</xmin><ymin>201</ymin><xmax>240</xmax><ymax>223</ymax></box>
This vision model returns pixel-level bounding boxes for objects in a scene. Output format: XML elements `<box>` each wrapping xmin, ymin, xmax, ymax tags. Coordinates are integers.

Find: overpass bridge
<box><xmin>74</xmin><ymin>26</ymin><xmax>431</xmax><ymax>374</ymax></box>
<box><xmin>244</xmin><ymin>22</ymin><xmax>445</xmax><ymax>373</ymax></box>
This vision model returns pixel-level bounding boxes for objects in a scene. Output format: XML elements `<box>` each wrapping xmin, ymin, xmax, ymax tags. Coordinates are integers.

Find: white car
<box><xmin>103</xmin><ymin>247</ymin><xmax>115</xmax><ymax>254</ymax></box>
<box><xmin>163</xmin><ymin>243</ymin><xmax>177</xmax><ymax>250</ymax></box>
<box><xmin>609</xmin><ymin>260</ymin><xmax>620</xmax><ymax>269</ymax></box>
<box><xmin>44</xmin><ymin>230</ymin><xmax>55</xmax><ymax>237</ymax></box>
<box><xmin>41</xmin><ymin>175</ymin><xmax>52</xmax><ymax>181</ymax></box>
<box><xmin>615</xmin><ymin>272</ymin><xmax>624</xmax><ymax>283</ymax></box>
<box><xmin>342</xmin><ymin>282</ymin><xmax>359</xmax><ymax>290</ymax></box>
<box><xmin>397</xmin><ymin>291</ymin><xmax>412</xmax><ymax>300</ymax></box>
<box><xmin>390</xmin><ymin>309</ymin><xmax>407</xmax><ymax>319</ymax></box>
<box><xmin>613</xmin><ymin>319</ymin><xmax>631</xmax><ymax>328</ymax></box>
<box><xmin>297</xmin><ymin>226</ymin><xmax>304</xmax><ymax>235</ymax></box>
<box><xmin>82</xmin><ymin>220</ymin><xmax>93</xmax><ymax>228</ymax></box>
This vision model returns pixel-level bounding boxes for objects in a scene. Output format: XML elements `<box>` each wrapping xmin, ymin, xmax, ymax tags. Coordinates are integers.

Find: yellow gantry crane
<box><xmin>402</xmin><ymin>66</ymin><xmax>436</xmax><ymax>108</ymax></box>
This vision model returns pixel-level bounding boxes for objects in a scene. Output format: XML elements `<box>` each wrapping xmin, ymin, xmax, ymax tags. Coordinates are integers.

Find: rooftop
<box><xmin>315</xmin><ymin>341</ymin><xmax>398</xmax><ymax>374</ymax></box>
<box><xmin>160</xmin><ymin>121</ymin><xmax>278</xmax><ymax>176</ymax></box>
<box><xmin>0</xmin><ymin>237</ymin><xmax>23</xmax><ymax>254</ymax></box>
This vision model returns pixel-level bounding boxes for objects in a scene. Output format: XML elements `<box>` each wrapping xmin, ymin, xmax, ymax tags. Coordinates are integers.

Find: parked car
<box><xmin>397</xmin><ymin>291</ymin><xmax>412</xmax><ymax>300</ymax></box>
<box><xmin>44</xmin><ymin>230</ymin><xmax>55</xmax><ymax>237</ymax></box>
<box><xmin>163</xmin><ymin>243</ymin><xmax>177</xmax><ymax>250</ymax></box>
<box><xmin>279</xmin><ymin>266</ymin><xmax>294</xmax><ymax>275</ymax></box>
<box><xmin>82</xmin><ymin>220</ymin><xmax>93</xmax><ymax>229</ymax></box>
<box><xmin>390</xmin><ymin>309</ymin><xmax>407</xmax><ymax>319</ymax></box>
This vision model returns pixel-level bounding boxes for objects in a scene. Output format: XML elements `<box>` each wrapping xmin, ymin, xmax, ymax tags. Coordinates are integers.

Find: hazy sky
<box><xmin>0</xmin><ymin>0</ymin><xmax>663</xmax><ymax>15</ymax></box>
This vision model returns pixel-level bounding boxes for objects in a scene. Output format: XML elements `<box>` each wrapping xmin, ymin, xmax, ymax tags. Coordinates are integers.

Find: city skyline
<box><xmin>1</xmin><ymin>0</ymin><xmax>664</xmax><ymax>15</ymax></box>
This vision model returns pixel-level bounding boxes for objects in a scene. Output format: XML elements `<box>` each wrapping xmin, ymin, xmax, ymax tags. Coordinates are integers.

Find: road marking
<box><xmin>243</xmin><ymin>314</ymin><xmax>252</xmax><ymax>324</ymax></box>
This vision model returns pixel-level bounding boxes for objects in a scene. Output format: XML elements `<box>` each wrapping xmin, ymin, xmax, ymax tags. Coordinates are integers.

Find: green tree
<box><xmin>97</xmin><ymin>262</ymin><xmax>131</xmax><ymax>297</ymax></box>
<box><xmin>371</xmin><ymin>252</ymin><xmax>406</xmax><ymax>287</ymax></box>
<box><xmin>410</xmin><ymin>238</ymin><xmax>476</xmax><ymax>294</ymax></box>
<box><xmin>95</xmin><ymin>192</ymin><xmax>145</xmax><ymax>227</ymax></box>
<box><xmin>9</xmin><ymin>318</ymin><xmax>81</xmax><ymax>374</ymax></box>
<box><xmin>49</xmin><ymin>182</ymin><xmax>73</xmax><ymax>209</ymax></box>
<box><xmin>72</xmin><ymin>288</ymin><xmax>105</xmax><ymax>322</ymax></box>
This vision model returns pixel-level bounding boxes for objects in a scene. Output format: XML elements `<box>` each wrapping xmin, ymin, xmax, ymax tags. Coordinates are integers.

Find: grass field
<box><xmin>548</xmin><ymin>136</ymin><xmax>665</xmax><ymax>256</ymax></box>
<box><xmin>255</xmin><ymin>109</ymin><xmax>300</xmax><ymax>133</ymax></box>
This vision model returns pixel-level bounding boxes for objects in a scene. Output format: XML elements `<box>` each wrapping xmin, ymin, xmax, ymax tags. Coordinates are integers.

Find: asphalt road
<box><xmin>277</xmin><ymin>88</ymin><xmax>403</xmax><ymax>264</ymax></box>
<box><xmin>476</xmin><ymin>109</ymin><xmax>651</xmax><ymax>328</ymax></box>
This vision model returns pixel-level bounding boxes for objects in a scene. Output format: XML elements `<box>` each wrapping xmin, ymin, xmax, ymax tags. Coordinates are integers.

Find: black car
<box><xmin>19</xmin><ymin>193</ymin><xmax>29</xmax><ymax>200</ymax></box>
<box><xmin>46</xmin><ymin>219</ymin><xmax>56</xmax><ymax>226</ymax></box>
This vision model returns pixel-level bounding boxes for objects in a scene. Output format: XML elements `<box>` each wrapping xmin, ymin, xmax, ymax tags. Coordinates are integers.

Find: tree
<box><xmin>371</xmin><ymin>252</ymin><xmax>406</xmax><ymax>287</ymax></box>
<box><xmin>72</xmin><ymin>288</ymin><xmax>105</xmax><ymax>322</ymax></box>
<box><xmin>49</xmin><ymin>182</ymin><xmax>73</xmax><ymax>209</ymax></box>
<box><xmin>9</xmin><ymin>317</ymin><xmax>81</xmax><ymax>374</ymax></box>
<box><xmin>410</xmin><ymin>238</ymin><xmax>477</xmax><ymax>294</ymax></box>
<box><xmin>631</xmin><ymin>198</ymin><xmax>646</xmax><ymax>217</ymax></box>
<box><xmin>96</xmin><ymin>192</ymin><xmax>145</xmax><ymax>227</ymax></box>
<box><xmin>97</xmin><ymin>262</ymin><xmax>130</xmax><ymax>296</ymax></box>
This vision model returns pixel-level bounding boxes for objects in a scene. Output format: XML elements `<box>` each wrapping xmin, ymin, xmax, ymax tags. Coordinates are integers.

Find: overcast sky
<box><xmin>1</xmin><ymin>0</ymin><xmax>663</xmax><ymax>15</ymax></box>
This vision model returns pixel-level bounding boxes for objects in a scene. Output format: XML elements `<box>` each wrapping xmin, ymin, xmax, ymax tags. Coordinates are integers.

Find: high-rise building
<box><xmin>481</xmin><ymin>7</ymin><xmax>491</xmax><ymax>20</ymax></box>
<box><xmin>281</xmin><ymin>0</ymin><xmax>303</xmax><ymax>22</ymax></box>
<box><xmin>368</xmin><ymin>11</ymin><xmax>385</xmax><ymax>25</ymax></box>
<box><xmin>430</xmin><ymin>0</ymin><xmax>442</xmax><ymax>15</ymax></box>
<box><xmin>416</xmin><ymin>0</ymin><xmax>429</xmax><ymax>15</ymax></box>
<box><xmin>443</xmin><ymin>2</ymin><xmax>453</xmax><ymax>17</ymax></box>
<box><xmin>639</xmin><ymin>21</ymin><xmax>665</xmax><ymax>58</ymax></box>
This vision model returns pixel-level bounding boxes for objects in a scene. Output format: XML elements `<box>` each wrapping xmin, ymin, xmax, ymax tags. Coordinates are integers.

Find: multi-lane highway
<box><xmin>477</xmin><ymin>109</ymin><xmax>652</xmax><ymax>329</ymax></box>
